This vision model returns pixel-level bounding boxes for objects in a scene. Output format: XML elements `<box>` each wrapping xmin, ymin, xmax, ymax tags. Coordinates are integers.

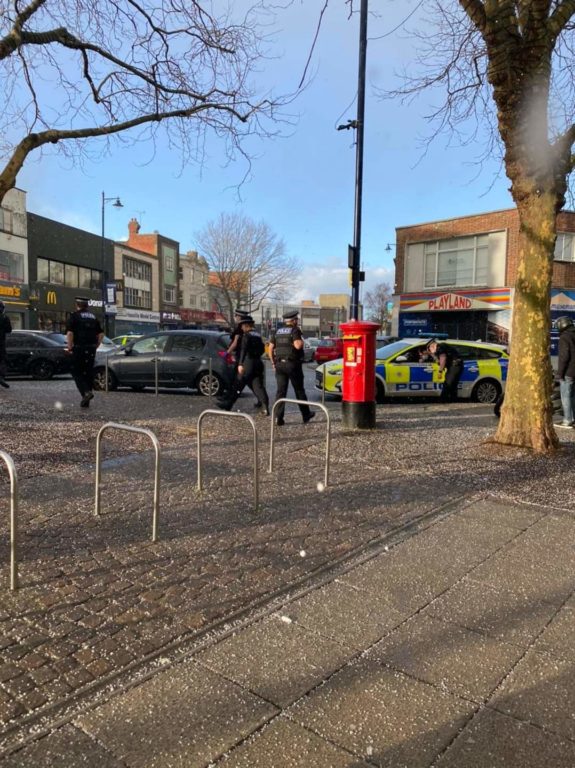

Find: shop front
<box><xmin>398</xmin><ymin>287</ymin><xmax>512</xmax><ymax>343</ymax></box>
<box><xmin>160</xmin><ymin>310</ymin><xmax>182</xmax><ymax>330</ymax></box>
<box><xmin>179</xmin><ymin>308</ymin><xmax>229</xmax><ymax>330</ymax></box>
<box><xmin>32</xmin><ymin>285</ymin><xmax>103</xmax><ymax>333</ymax></box>
<box><xmin>0</xmin><ymin>282</ymin><xmax>29</xmax><ymax>329</ymax></box>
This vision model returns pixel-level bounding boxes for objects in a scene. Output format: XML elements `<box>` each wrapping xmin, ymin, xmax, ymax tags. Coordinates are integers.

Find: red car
<box><xmin>314</xmin><ymin>337</ymin><xmax>344</xmax><ymax>364</ymax></box>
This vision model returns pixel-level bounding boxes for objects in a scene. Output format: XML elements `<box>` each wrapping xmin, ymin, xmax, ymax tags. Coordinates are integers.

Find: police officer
<box><xmin>0</xmin><ymin>300</ymin><xmax>12</xmax><ymax>388</ymax></box>
<box><xmin>426</xmin><ymin>338</ymin><xmax>463</xmax><ymax>403</ymax></box>
<box><xmin>269</xmin><ymin>309</ymin><xmax>314</xmax><ymax>426</ymax></box>
<box><xmin>66</xmin><ymin>297</ymin><xmax>104</xmax><ymax>408</ymax></box>
<box><xmin>219</xmin><ymin>316</ymin><xmax>269</xmax><ymax>414</ymax></box>
<box><xmin>227</xmin><ymin>307</ymin><xmax>262</xmax><ymax>408</ymax></box>
<box><xmin>556</xmin><ymin>315</ymin><xmax>575</xmax><ymax>428</ymax></box>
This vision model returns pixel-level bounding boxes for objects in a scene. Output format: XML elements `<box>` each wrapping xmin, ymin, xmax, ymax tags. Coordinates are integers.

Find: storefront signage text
<box><xmin>0</xmin><ymin>285</ymin><xmax>21</xmax><ymax>298</ymax></box>
<box><xmin>427</xmin><ymin>294</ymin><xmax>472</xmax><ymax>311</ymax></box>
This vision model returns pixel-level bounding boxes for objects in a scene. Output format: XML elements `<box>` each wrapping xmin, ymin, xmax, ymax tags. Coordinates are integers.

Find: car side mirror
<box><xmin>395</xmin><ymin>355</ymin><xmax>408</xmax><ymax>362</ymax></box>
<box><xmin>124</xmin><ymin>346</ymin><xmax>132</xmax><ymax>356</ymax></box>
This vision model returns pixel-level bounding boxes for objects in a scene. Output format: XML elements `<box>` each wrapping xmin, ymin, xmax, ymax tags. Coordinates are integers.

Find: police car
<box><xmin>315</xmin><ymin>338</ymin><xmax>509</xmax><ymax>404</ymax></box>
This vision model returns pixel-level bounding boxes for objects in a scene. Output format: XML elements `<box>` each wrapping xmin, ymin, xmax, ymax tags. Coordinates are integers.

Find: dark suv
<box><xmin>5</xmin><ymin>331</ymin><xmax>73</xmax><ymax>379</ymax></box>
<box><xmin>93</xmin><ymin>330</ymin><xmax>235</xmax><ymax>396</ymax></box>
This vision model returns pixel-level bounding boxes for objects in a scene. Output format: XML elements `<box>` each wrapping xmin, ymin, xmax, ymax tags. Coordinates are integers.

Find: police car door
<box><xmin>386</xmin><ymin>343</ymin><xmax>435</xmax><ymax>397</ymax></box>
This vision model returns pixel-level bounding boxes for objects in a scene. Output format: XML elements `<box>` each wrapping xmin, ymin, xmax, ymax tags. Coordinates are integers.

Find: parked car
<box><xmin>5</xmin><ymin>331</ymin><xmax>72</xmax><ymax>380</ymax></box>
<box><xmin>303</xmin><ymin>337</ymin><xmax>322</xmax><ymax>362</ymax></box>
<box><xmin>92</xmin><ymin>330</ymin><xmax>235</xmax><ymax>396</ymax></box>
<box><xmin>315</xmin><ymin>338</ymin><xmax>509</xmax><ymax>404</ymax></box>
<box><xmin>314</xmin><ymin>337</ymin><xmax>344</xmax><ymax>365</ymax></box>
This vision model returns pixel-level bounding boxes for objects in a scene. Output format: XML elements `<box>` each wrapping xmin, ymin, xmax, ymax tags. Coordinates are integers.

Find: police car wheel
<box><xmin>375</xmin><ymin>379</ymin><xmax>385</xmax><ymax>404</ymax></box>
<box><xmin>93</xmin><ymin>367</ymin><xmax>117</xmax><ymax>391</ymax></box>
<box><xmin>196</xmin><ymin>372</ymin><xmax>223</xmax><ymax>397</ymax></box>
<box><xmin>30</xmin><ymin>359</ymin><xmax>55</xmax><ymax>380</ymax></box>
<box><xmin>473</xmin><ymin>379</ymin><xmax>500</xmax><ymax>404</ymax></box>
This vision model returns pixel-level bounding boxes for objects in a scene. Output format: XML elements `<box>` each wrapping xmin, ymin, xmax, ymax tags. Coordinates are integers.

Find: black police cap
<box><xmin>235</xmin><ymin>308</ymin><xmax>249</xmax><ymax>317</ymax></box>
<box><xmin>283</xmin><ymin>309</ymin><xmax>299</xmax><ymax>320</ymax></box>
<box><xmin>75</xmin><ymin>296</ymin><xmax>90</xmax><ymax>305</ymax></box>
<box><xmin>240</xmin><ymin>315</ymin><xmax>254</xmax><ymax>324</ymax></box>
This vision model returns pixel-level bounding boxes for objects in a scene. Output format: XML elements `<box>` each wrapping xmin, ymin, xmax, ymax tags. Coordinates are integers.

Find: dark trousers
<box><xmin>274</xmin><ymin>360</ymin><xmax>311</xmax><ymax>420</ymax></box>
<box><xmin>71</xmin><ymin>346</ymin><xmax>97</xmax><ymax>397</ymax></box>
<box><xmin>0</xmin><ymin>350</ymin><xmax>7</xmax><ymax>379</ymax></box>
<box><xmin>222</xmin><ymin>359</ymin><xmax>269</xmax><ymax>410</ymax></box>
<box><xmin>440</xmin><ymin>361</ymin><xmax>463</xmax><ymax>402</ymax></box>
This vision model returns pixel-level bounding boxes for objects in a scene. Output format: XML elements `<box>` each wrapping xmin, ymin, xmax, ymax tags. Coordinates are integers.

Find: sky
<box><xmin>18</xmin><ymin>0</ymin><xmax>514</xmax><ymax>304</ymax></box>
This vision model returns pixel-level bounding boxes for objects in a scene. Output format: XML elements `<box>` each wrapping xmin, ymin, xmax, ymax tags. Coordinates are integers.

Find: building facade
<box><xmin>392</xmin><ymin>208</ymin><xmax>575</xmax><ymax>345</ymax></box>
<box><xmin>0</xmin><ymin>188</ymin><xmax>28</xmax><ymax>329</ymax></box>
<box><xmin>126</xmin><ymin>219</ymin><xmax>181</xmax><ymax>329</ymax></box>
<box><xmin>27</xmin><ymin>213</ymin><xmax>112</xmax><ymax>334</ymax></box>
<box><xmin>113</xmin><ymin>241</ymin><xmax>160</xmax><ymax>335</ymax></box>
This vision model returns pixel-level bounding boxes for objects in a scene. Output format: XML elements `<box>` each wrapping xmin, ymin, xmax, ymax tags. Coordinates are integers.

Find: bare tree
<box><xmin>0</xmin><ymin>1</ymin><xmax>288</xmax><ymax>201</ymax></box>
<box><xmin>363</xmin><ymin>281</ymin><xmax>392</xmax><ymax>329</ymax></box>
<box><xmin>389</xmin><ymin>0</ymin><xmax>575</xmax><ymax>453</ymax></box>
<box><xmin>195</xmin><ymin>211</ymin><xmax>300</xmax><ymax>323</ymax></box>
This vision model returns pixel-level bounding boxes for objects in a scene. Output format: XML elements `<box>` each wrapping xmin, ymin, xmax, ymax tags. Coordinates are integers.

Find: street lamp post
<box><xmin>101</xmin><ymin>191</ymin><xmax>123</xmax><ymax>336</ymax></box>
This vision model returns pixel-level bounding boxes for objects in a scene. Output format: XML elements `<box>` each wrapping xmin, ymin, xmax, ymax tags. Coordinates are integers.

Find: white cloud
<box><xmin>293</xmin><ymin>259</ymin><xmax>394</xmax><ymax>303</ymax></box>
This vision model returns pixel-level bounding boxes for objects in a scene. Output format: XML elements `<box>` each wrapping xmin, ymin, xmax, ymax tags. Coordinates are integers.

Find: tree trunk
<box><xmin>495</xmin><ymin>193</ymin><xmax>558</xmax><ymax>452</ymax></box>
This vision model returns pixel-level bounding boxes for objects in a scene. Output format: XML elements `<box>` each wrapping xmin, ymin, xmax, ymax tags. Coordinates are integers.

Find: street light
<box><xmin>101</xmin><ymin>192</ymin><xmax>123</xmax><ymax>336</ymax></box>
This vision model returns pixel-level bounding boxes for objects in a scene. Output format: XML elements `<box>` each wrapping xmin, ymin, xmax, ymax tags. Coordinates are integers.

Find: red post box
<box><xmin>340</xmin><ymin>320</ymin><xmax>380</xmax><ymax>429</ymax></box>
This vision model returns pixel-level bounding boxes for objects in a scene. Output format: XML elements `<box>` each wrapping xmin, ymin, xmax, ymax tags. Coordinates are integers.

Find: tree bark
<box><xmin>495</xmin><ymin>192</ymin><xmax>559</xmax><ymax>452</ymax></box>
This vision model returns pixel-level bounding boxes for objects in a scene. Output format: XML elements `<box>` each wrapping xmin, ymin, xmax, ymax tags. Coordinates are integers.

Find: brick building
<box><xmin>392</xmin><ymin>207</ymin><xmax>575</xmax><ymax>346</ymax></box>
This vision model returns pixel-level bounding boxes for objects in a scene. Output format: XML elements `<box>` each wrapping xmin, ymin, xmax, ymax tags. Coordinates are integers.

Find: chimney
<box><xmin>128</xmin><ymin>218</ymin><xmax>140</xmax><ymax>240</ymax></box>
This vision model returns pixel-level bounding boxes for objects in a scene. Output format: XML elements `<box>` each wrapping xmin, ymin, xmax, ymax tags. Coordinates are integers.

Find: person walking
<box><xmin>218</xmin><ymin>316</ymin><xmax>269</xmax><ymax>414</ymax></box>
<box><xmin>66</xmin><ymin>297</ymin><xmax>104</xmax><ymax>408</ymax></box>
<box><xmin>0</xmin><ymin>300</ymin><xmax>12</xmax><ymax>388</ymax></box>
<box><xmin>227</xmin><ymin>308</ymin><xmax>262</xmax><ymax>409</ymax></box>
<box><xmin>556</xmin><ymin>315</ymin><xmax>575</xmax><ymax>428</ymax></box>
<box><xmin>426</xmin><ymin>339</ymin><xmax>463</xmax><ymax>403</ymax></box>
<box><xmin>268</xmin><ymin>309</ymin><xmax>314</xmax><ymax>426</ymax></box>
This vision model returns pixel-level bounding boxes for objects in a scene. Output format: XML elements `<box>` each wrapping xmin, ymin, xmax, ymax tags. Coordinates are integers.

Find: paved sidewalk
<box><xmin>3</xmin><ymin>495</ymin><xmax>575</xmax><ymax>767</ymax></box>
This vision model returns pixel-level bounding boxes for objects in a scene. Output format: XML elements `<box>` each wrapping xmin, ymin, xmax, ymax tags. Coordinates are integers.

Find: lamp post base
<box><xmin>341</xmin><ymin>400</ymin><xmax>377</xmax><ymax>430</ymax></box>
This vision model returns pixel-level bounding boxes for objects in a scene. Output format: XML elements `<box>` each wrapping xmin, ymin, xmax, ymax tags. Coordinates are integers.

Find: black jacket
<box><xmin>557</xmin><ymin>326</ymin><xmax>575</xmax><ymax>379</ymax></box>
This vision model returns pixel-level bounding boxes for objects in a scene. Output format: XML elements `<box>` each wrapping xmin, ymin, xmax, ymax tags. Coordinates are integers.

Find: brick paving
<box><xmin>1</xmin><ymin>385</ymin><xmax>575</xmax><ymax>756</ymax></box>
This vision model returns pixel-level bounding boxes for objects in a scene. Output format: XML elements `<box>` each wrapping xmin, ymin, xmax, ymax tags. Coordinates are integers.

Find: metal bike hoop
<box><xmin>0</xmin><ymin>450</ymin><xmax>19</xmax><ymax>591</ymax></box>
<box><xmin>197</xmin><ymin>410</ymin><xmax>259</xmax><ymax>512</ymax></box>
<box><xmin>95</xmin><ymin>422</ymin><xmax>161</xmax><ymax>542</ymax></box>
<box><xmin>269</xmin><ymin>399</ymin><xmax>331</xmax><ymax>488</ymax></box>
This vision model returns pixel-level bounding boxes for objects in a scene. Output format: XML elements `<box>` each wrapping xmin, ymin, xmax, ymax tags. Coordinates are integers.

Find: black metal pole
<box><xmin>350</xmin><ymin>0</ymin><xmax>368</xmax><ymax>321</ymax></box>
<box><xmin>101</xmin><ymin>191</ymin><xmax>107</xmax><ymax>336</ymax></box>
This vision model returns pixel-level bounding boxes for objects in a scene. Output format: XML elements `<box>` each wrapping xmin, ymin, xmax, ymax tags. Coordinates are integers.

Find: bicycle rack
<box><xmin>0</xmin><ymin>450</ymin><xmax>18</xmax><ymax>590</ymax></box>
<box><xmin>95</xmin><ymin>423</ymin><xmax>161</xmax><ymax>542</ymax></box>
<box><xmin>269</xmin><ymin>399</ymin><xmax>331</xmax><ymax>488</ymax></box>
<box><xmin>197</xmin><ymin>410</ymin><xmax>259</xmax><ymax>512</ymax></box>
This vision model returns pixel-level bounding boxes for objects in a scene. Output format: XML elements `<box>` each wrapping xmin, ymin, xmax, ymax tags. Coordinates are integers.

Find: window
<box><xmin>164</xmin><ymin>285</ymin><xmax>176</xmax><ymax>303</ymax></box>
<box><xmin>65</xmin><ymin>264</ymin><xmax>79</xmax><ymax>288</ymax></box>
<box><xmin>171</xmin><ymin>334</ymin><xmax>205</xmax><ymax>353</ymax></box>
<box><xmin>132</xmin><ymin>335</ymin><xmax>169</xmax><ymax>354</ymax></box>
<box><xmin>0</xmin><ymin>208</ymin><xmax>13</xmax><ymax>233</ymax></box>
<box><xmin>50</xmin><ymin>261</ymin><xmax>64</xmax><ymax>285</ymax></box>
<box><xmin>424</xmin><ymin>235</ymin><xmax>489</xmax><ymax>288</ymax></box>
<box><xmin>123</xmin><ymin>256</ymin><xmax>152</xmax><ymax>282</ymax></box>
<box><xmin>554</xmin><ymin>233</ymin><xmax>575</xmax><ymax>262</ymax></box>
<box><xmin>189</xmin><ymin>295</ymin><xmax>196</xmax><ymax>307</ymax></box>
<box><xmin>37</xmin><ymin>258</ymin><xmax>50</xmax><ymax>282</ymax></box>
<box><xmin>200</xmin><ymin>295</ymin><xmax>207</xmax><ymax>309</ymax></box>
<box><xmin>79</xmin><ymin>267</ymin><xmax>92</xmax><ymax>289</ymax></box>
<box><xmin>0</xmin><ymin>249</ymin><xmax>24</xmax><ymax>283</ymax></box>
<box><xmin>124</xmin><ymin>286</ymin><xmax>151</xmax><ymax>309</ymax></box>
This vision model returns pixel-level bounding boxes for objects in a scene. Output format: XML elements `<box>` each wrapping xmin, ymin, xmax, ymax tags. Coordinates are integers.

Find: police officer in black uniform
<box><xmin>66</xmin><ymin>297</ymin><xmax>104</xmax><ymax>407</ymax></box>
<box><xmin>218</xmin><ymin>316</ymin><xmax>269</xmax><ymax>414</ymax></box>
<box><xmin>269</xmin><ymin>309</ymin><xmax>314</xmax><ymax>426</ymax></box>
<box><xmin>227</xmin><ymin>307</ymin><xmax>263</xmax><ymax>408</ymax></box>
<box><xmin>0</xmin><ymin>300</ymin><xmax>12</xmax><ymax>388</ymax></box>
<box><xmin>426</xmin><ymin>338</ymin><xmax>463</xmax><ymax>403</ymax></box>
